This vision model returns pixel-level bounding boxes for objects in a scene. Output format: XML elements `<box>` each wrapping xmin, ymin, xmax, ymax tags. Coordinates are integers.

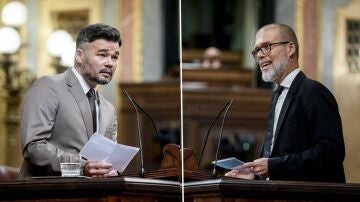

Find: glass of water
<box><xmin>60</xmin><ymin>153</ymin><xmax>81</xmax><ymax>177</ymax></box>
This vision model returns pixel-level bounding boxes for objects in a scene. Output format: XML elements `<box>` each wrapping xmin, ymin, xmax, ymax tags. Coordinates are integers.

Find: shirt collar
<box><xmin>278</xmin><ymin>68</ymin><xmax>300</xmax><ymax>89</ymax></box>
<box><xmin>71</xmin><ymin>68</ymin><xmax>95</xmax><ymax>94</ymax></box>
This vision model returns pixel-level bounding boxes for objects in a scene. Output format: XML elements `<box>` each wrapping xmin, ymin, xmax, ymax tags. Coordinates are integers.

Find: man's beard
<box><xmin>94</xmin><ymin>77</ymin><xmax>110</xmax><ymax>85</ymax></box>
<box><xmin>80</xmin><ymin>62</ymin><xmax>111</xmax><ymax>85</ymax></box>
<box><xmin>87</xmin><ymin>71</ymin><xmax>111</xmax><ymax>85</ymax></box>
<box><xmin>261</xmin><ymin>57</ymin><xmax>288</xmax><ymax>82</ymax></box>
<box><xmin>261</xmin><ymin>64</ymin><xmax>280</xmax><ymax>82</ymax></box>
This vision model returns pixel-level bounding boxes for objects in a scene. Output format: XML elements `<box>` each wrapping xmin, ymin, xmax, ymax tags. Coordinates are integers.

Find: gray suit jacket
<box><xmin>19</xmin><ymin>69</ymin><xmax>117</xmax><ymax>178</ymax></box>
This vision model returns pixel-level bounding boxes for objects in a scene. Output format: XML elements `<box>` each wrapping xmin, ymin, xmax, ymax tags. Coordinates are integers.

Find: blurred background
<box><xmin>182</xmin><ymin>0</ymin><xmax>360</xmax><ymax>183</ymax></box>
<box><xmin>0</xmin><ymin>0</ymin><xmax>180</xmax><ymax>177</ymax></box>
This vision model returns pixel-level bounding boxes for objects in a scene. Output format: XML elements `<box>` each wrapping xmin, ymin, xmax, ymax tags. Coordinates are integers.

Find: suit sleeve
<box><xmin>268</xmin><ymin>83</ymin><xmax>345</xmax><ymax>181</ymax></box>
<box><xmin>106</xmin><ymin>107</ymin><xmax>118</xmax><ymax>142</ymax></box>
<box><xmin>21</xmin><ymin>77</ymin><xmax>66</xmax><ymax>174</ymax></box>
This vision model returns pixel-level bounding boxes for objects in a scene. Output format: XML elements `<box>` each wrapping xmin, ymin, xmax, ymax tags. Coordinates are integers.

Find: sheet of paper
<box><xmin>80</xmin><ymin>133</ymin><xmax>139</xmax><ymax>173</ymax></box>
<box><xmin>212</xmin><ymin>157</ymin><xmax>244</xmax><ymax>170</ymax></box>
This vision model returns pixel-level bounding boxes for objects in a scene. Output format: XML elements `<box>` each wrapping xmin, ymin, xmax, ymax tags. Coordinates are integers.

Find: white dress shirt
<box><xmin>270</xmin><ymin>68</ymin><xmax>300</xmax><ymax>152</ymax></box>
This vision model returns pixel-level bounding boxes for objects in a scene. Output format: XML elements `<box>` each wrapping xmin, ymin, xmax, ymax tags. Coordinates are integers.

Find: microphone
<box><xmin>123</xmin><ymin>89</ymin><xmax>145</xmax><ymax>178</ymax></box>
<box><xmin>212</xmin><ymin>100</ymin><xmax>234</xmax><ymax>178</ymax></box>
<box><xmin>198</xmin><ymin>100</ymin><xmax>233</xmax><ymax>168</ymax></box>
<box><xmin>123</xmin><ymin>90</ymin><xmax>160</xmax><ymax>141</ymax></box>
<box><xmin>123</xmin><ymin>89</ymin><xmax>161</xmax><ymax>177</ymax></box>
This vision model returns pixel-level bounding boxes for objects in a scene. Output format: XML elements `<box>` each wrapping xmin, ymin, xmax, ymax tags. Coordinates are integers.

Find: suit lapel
<box><xmin>65</xmin><ymin>69</ymin><xmax>94</xmax><ymax>138</ymax></box>
<box><xmin>271</xmin><ymin>71</ymin><xmax>305</xmax><ymax>155</ymax></box>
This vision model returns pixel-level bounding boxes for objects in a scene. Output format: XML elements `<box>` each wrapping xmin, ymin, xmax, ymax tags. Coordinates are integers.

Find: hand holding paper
<box><xmin>212</xmin><ymin>157</ymin><xmax>255</xmax><ymax>180</ymax></box>
<box><xmin>80</xmin><ymin>133</ymin><xmax>139</xmax><ymax>174</ymax></box>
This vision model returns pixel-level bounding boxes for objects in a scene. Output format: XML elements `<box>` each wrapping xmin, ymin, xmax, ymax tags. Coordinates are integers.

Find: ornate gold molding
<box><xmin>38</xmin><ymin>0</ymin><xmax>102</xmax><ymax>77</ymax></box>
<box><xmin>295</xmin><ymin>0</ymin><xmax>304</xmax><ymax>71</ymax></box>
<box><xmin>334</xmin><ymin>0</ymin><xmax>360</xmax><ymax>77</ymax></box>
<box><xmin>334</xmin><ymin>0</ymin><xmax>360</xmax><ymax>183</ymax></box>
<box><xmin>132</xmin><ymin>0</ymin><xmax>143</xmax><ymax>82</ymax></box>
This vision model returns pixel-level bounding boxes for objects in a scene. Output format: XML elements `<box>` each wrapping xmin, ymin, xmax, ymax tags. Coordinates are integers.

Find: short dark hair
<box><xmin>76</xmin><ymin>23</ymin><xmax>121</xmax><ymax>48</ymax></box>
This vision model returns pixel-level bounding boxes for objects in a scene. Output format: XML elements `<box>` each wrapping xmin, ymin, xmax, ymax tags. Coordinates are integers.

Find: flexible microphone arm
<box><xmin>212</xmin><ymin>100</ymin><xmax>234</xmax><ymax>178</ymax></box>
<box><xmin>132</xmin><ymin>101</ymin><xmax>160</xmax><ymax>140</ymax></box>
<box><xmin>198</xmin><ymin>100</ymin><xmax>232</xmax><ymax>168</ymax></box>
<box><xmin>124</xmin><ymin>89</ymin><xmax>145</xmax><ymax>178</ymax></box>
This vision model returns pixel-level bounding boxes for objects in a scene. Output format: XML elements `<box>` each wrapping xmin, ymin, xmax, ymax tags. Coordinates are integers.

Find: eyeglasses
<box><xmin>251</xmin><ymin>41</ymin><xmax>290</xmax><ymax>58</ymax></box>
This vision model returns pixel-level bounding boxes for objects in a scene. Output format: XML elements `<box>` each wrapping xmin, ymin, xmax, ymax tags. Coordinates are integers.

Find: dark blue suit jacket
<box><xmin>261</xmin><ymin>71</ymin><xmax>345</xmax><ymax>182</ymax></box>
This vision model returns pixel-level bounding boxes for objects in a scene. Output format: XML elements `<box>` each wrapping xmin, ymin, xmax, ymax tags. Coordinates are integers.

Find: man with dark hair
<box><xmin>19</xmin><ymin>23</ymin><xmax>121</xmax><ymax>178</ymax></box>
<box><xmin>226</xmin><ymin>23</ymin><xmax>346</xmax><ymax>182</ymax></box>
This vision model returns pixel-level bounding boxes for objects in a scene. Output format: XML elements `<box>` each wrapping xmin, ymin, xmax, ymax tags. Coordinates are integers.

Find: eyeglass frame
<box><xmin>251</xmin><ymin>41</ymin><xmax>290</xmax><ymax>58</ymax></box>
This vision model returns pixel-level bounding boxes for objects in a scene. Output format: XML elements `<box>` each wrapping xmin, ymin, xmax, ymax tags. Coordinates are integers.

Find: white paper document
<box><xmin>80</xmin><ymin>133</ymin><xmax>139</xmax><ymax>173</ymax></box>
<box><xmin>212</xmin><ymin>157</ymin><xmax>245</xmax><ymax>170</ymax></box>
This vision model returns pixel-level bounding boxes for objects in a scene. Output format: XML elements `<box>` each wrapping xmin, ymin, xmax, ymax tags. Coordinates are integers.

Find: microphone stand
<box><xmin>124</xmin><ymin>89</ymin><xmax>145</xmax><ymax>178</ymax></box>
<box><xmin>198</xmin><ymin>100</ymin><xmax>232</xmax><ymax>168</ymax></box>
<box><xmin>212</xmin><ymin>100</ymin><xmax>234</xmax><ymax>178</ymax></box>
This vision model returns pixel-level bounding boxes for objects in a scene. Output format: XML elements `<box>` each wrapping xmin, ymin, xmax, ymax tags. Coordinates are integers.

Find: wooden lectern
<box><xmin>142</xmin><ymin>144</ymin><xmax>213</xmax><ymax>181</ymax></box>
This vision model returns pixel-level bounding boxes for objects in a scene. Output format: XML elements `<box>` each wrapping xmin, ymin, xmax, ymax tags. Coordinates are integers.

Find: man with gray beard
<box><xmin>226</xmin><ymin>23</ymin><xmax>345</xmax><ymax>182</ymax></box>
<box><xmin>19</xmin><ymin>23</ymin><xmax>121</xmax><ymax>178</ymax></box>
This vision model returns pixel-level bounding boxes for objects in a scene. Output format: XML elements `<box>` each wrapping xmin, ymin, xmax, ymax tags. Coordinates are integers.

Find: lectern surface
<box><xmin>0</xmin><ymin>176</ymin><xmax>181</xmax><ymax>201</ymax></box>
<box><xmin>184</xmin><ymin>178</ymin><xmax>360</xmax><ymax>201</ymax></box>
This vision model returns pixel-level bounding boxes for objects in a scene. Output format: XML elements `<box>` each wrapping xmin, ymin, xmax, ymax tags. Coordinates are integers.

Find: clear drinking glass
<box><xmin>60</xmin><ymin>153</ymin><xmax>81</xmax><ymax>177</ymax></box>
